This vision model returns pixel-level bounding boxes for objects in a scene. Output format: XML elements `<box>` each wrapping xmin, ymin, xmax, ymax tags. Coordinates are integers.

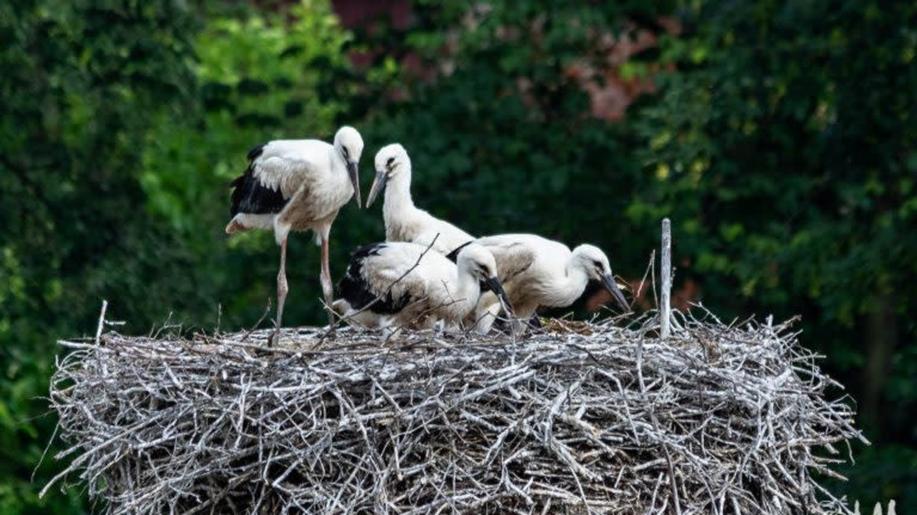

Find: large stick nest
<box><xmin>45</xmin><ymin>311</ymin><xmax>865</xmax><ymax>514</ymax></box>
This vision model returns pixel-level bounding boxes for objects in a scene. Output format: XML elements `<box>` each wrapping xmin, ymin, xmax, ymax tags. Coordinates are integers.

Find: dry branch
<box><xmin>45</xmin><ymin>310</ymin><xmax>865</xmax><ymax>514</ymax></box>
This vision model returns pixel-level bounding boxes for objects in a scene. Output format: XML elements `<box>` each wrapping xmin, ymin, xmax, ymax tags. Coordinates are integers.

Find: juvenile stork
<box><xmin>332</xmin><ymin>241</ymin><xmax>513</xmax><ymax>330</ymax></box>
<box><xmin>225</xmin><ymin>126</ymin><xmax>364</xmax><ymax>339</ymax></box>
<box><xmin>455</xmin><ymin>234</ymin><xmax>630</xmax><ymax>333</ymax></box>
<box><xmin>365</xmin><ymin>144</ymin><xmax>474</xmax><ymax>256</ymax></box>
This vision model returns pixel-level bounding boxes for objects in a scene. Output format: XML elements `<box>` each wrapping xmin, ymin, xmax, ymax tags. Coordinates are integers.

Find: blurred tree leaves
<box><xmin>357</xmin><ymin>0</ymin><xmax>671</xmax><ymax>253</ymax></box>
<box><xmin>632</xmin><ymin>0</ymin><xmax>916</xmax><ymax>408</ymax></box>
<box><xmin>0</xmin><ymin>1</ymin><xmax>198</xmax><ymax>512</ymax></box>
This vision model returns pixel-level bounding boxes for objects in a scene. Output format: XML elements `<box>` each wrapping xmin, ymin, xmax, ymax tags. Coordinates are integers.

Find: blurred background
<box><xmin>1</xmin><ymin>0</ymin><xmax>914</xmax><ymax>512</ymax></box>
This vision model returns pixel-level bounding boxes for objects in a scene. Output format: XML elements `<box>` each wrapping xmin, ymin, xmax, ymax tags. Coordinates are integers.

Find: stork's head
<box><xmin>334</xmin><ymin>126</ymin><xmax>364</xmax><ymax>208</ymax></box>
<box><xmin>571</xmin><ymin>244</ymin><xmax>629</xmax><ymax>311</ymax></box>
<box><xmin>456</xmin><ymin>244</ymin><xmax>514</xmax><ymax>317</ymax></box>
<box><xmin>367</xmin><ymin>143</ymin><xmax>411</xmax><ymax>208</ymax></box>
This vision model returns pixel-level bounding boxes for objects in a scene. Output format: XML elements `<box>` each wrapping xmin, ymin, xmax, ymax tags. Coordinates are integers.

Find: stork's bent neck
<box><xmin>328</xmin><ymin>145</ymin><xmax>347</xmax><ymax>175</ymax></box>
<box><xmin>455</xmin><ymin>267</ymin><xmax>482</xmax><ymax>316</ymax></box>
<box><xmin>383</xmin><ymin>169</ymin><xmax>416</xmax><ymax>215</ymax></box>
<box><xmin>329</xmin><ymin>147</ymin><xmax>352</xmax><ymax>190</ymax></box>
<box><xmin>552</xmin><ymin>263</ymin><xmax>590</xmax><ymax>307</ymax></box>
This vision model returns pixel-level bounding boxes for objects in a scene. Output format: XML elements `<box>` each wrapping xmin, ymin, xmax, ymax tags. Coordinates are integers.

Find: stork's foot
<box><xmin>528</xmin><ymin>315</ymin><xmax>543</xmax><ymax>330</ymax></box>
<box><xmin>325</xmin><ymin>310</ymin><xmax>337</xmax><ymax>332</ymax></box>
<box><xmin>268</xmin><ymin>329</ymin><xmax>281</xmax><ymax>347</ymax></box>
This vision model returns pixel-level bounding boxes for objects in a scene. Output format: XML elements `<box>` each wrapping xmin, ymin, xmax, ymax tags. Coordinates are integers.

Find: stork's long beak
<box><xmin>366</xmin><ymin>170</ymin><xmax>388</xmax><ymax>209</ymax></box>
<box><xmin>601</xmin><ymin>273</ymin><xmax>630</xmax><ymax>311</ymax></box>
<box><xmin>347</xmin><ymin>161</ymin><xmax>362</xmax><ymax>208</ymax></box>
<box><xmin>483</xmin><ymin>276</ymin><xmax>515</xmax><ymax>319</ymax></box>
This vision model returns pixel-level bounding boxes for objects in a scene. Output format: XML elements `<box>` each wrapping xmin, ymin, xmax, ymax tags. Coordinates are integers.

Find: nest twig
<box><xmin>43</xmin><ymin>310</ymin><xmax>866</xmax><ymax>514</ymax></box>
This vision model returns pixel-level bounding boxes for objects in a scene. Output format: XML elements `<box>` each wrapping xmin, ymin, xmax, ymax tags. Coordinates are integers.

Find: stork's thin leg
<box><xmin>528</xmin><ymin>314</ymin><xmax>543</xmax><ymax>329</ymax></box>
<box><xmin>320</xmin><ymin>234</ymin><xmax>335</xmax><ymax>326</ymax></box>
<box><xmin>270</xmin><ymin>237</ymin><xmax>289</xmax><ymax>346</ymax></box>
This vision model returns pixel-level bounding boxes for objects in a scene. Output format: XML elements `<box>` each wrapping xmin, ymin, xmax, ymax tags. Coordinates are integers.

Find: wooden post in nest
<box><xmin>660</xmin><ymin>218</ymin><xmax>672</xmax><ymax>338</ymax></box>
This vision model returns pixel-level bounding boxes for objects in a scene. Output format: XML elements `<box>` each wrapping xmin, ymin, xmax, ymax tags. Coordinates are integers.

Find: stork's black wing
<box><xmin>229</xmin><ymin>169</ymin><xmax>287</xmax><ymax>216</ymax></box>
<box><xmin>338</xmin><ymin>243</ymin><xmax>412</xmax><ymax>315</ymax></box>
<box><xmin>229</xmin><ymin>143</ymin><xmax>288</xmax><ymax>216</ymax></box>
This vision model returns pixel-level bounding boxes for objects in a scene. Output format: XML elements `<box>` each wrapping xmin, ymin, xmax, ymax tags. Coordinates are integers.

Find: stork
<box><xmin>454</xmin><ymin>234</ymin><xmax>630</xmax><ymax>333</ymax></box>
<box><xmin>332</xmin><ymin>241</ymin><xmax>513</xmax><ymax>330</ymax></box>
<box><xmin>225</xmin><ymin>126</ymin><xmax>364</xmax><ymax>342</ymax></box>
<box><xmin>365</xmin><ymin>144</ymin><xmax>475</xmax><ymax>256</ymax></box>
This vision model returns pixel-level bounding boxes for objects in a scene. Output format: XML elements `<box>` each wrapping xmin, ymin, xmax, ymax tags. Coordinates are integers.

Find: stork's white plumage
<box><xmin>465</xmin><ymin>234</ymin><xmax>629</xmax><ymax>332</ymax></box>
<box><xmin>365</xmin><ymin>144</ymin><xmax>475</xmax><ymax>256</ymax></box>
<box><xmin>225</xmin><ymin>126</ymin><xmax>364</xmax><ymax>341</ymax></box>
<box><xmin>332</xmin><ymin>241</ymin><xmax>512</xmax><ymax>330</ymax></box>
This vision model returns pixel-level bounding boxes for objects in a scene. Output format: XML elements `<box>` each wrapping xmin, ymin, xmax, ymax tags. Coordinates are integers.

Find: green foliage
<box><xmin>0</xmin><ymin>1</ymin><xmax>199</xmax><ymax>511</ymax></box>
<box><xmin>359</xmin><ymin>0</ymin><xmax>671</xmax><ymax>256</ymax></box>
<box><xmin>634</xmin><ymin>0</ymin><xmax>917</xmax><ymax>317</ymax></box>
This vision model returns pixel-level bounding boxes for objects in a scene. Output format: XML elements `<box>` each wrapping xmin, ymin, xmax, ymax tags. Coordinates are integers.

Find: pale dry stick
<box><xmin>149</xmin><ymin>311</ymin><xmax>181</xmax><ymax>340</ymax></box>
<box><xmin>660</xmin><ymin>218</ymin><xmax>672</xmax><ymax>338</ymax></box>
<box><xmin>633</xmin><ymin>249</ymin><xmax>656</xmax><ymax>304</ymax></box>
<box><xmin>31</xmin><ymin>418</ymin><xmax>60</xmax><ymax>483</ymax></box>
<box><xmin>239</xmin><ymin>298</ymin><xmax>272</xmax><ymax>343</ymax></box>
<box><xmin>95</xmin><ymin>299</ymin><xmax>108</xmax><ymax>345</ymax></box>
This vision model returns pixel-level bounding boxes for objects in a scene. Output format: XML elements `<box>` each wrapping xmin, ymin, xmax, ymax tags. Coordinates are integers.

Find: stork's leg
<box><xmin>528</xmin><ymin>314</ymin><xmax>543</xmax><ymax>329</ymax></box>
<box><xmin>507</xmin><ymin>303</ymin><xmax>536</xmax><ymax>335</ymax></box>
<box><xmin>319</xmin><ymin>231</ymin><xmax>335</xmax><ymax>326</ymax></box>
<box><xmin>270</xmin><ymin>237</ymin><xmax>289</xmax><ymax>346</ymax></box>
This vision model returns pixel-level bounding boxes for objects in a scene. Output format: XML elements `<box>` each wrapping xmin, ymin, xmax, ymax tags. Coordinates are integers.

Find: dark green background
<box><xmin>1</xmin><ymin>0</ymin><xmax>914</xmax><ymax>512</ymax></box>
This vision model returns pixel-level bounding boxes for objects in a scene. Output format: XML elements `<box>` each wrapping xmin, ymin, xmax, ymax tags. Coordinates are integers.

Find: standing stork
<box><xmin>365</xmin><ymin>144</ymin><xmax>475</xmax><ymax>256</ymax></box>
<box><xmin>225</xmin><ymin>126</ymin><xmax>364</xmax><ymax>341</ymax></box>
<box><xmin>332</xmin><ymin>241</ymin><xmax>513</xmax><ymax>330</ymax></box>
<box><xmin>456</xmin><ymin>234</ymin><xmax>630</xmax><ymax>333</ymax></box>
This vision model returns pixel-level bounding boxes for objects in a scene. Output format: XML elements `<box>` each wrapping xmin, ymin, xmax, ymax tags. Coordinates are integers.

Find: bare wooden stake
<box><xmin>660</xmin><ymin>218</ymin><xmax>672</xmax><ymax>338</ymax></box>
<box><xmin>95</xmin><ymin>299</ymin><xmax>108</xmax><ymax>345</ymax></box>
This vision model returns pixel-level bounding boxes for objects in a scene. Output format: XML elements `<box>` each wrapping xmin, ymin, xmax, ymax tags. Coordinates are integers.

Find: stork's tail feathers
<box><xmin>228</xmin><ymin>172</ymin><xmax>248</xmax><ymax>217</ymax></box>
<box><xmin>225</xmin><ymin>219</ymin><xmax>245</xmax><ymax>235</ymax></box>
<box><xmin>331</xmin><ymin>299</ymin><xmax>351</xmax><ymax>316</ymax></box>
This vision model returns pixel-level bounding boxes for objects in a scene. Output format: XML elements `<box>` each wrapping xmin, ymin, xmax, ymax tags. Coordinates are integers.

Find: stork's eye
<box><xmin>342</xmin><ymin>147</ymin><xmax>350</xmax><ymax>158</ymax></box>
<box><xmin>386</xmin><ymin>157</ymin><xmax>395</xmax><ymax>166</ymax></box>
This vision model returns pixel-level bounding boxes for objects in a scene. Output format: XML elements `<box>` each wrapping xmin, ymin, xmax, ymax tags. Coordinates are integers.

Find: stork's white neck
<box><xmin>329</xmin><ymin>146</ymin><xmax>344</xmax><ymax>173</ymax></box>
<box><xmin>454</xmin><ymin>265</ymin><xmax>482</xmax><ymax>316</ymax></box>
<box><xmin>329</xmin><ymin>146</ymin><xmax>352</xmax><ymax>190</ymax></box>
<box><xmin>383</xmin><ymin>167</ymin><xmax>416</xmax><ymax>215</ymax></box>
<box><xmin>547</xmin><ymin>261</ymin><xmax>589</xmax><ymax>307</ymax></box>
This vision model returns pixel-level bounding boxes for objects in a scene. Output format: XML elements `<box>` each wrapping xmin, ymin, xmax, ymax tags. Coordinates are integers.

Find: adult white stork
<box><xmin>451</xmin><ymin>234</ymin><xmax>630</xmax><ymax>333</ymax></box>
<box><xmin>225</xmin><ymin>126</ymin><xmax>364</xmax><ymax>341</ymax></box>
<box><xmin>332</xmin><ymin>241</ymin><xmax>513</xmax><ymax>330</ymax></box>
<box><xmin>365</xmin><ymin>144</ymin><xmax>475</xmax><ymax>256</ymax></box>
